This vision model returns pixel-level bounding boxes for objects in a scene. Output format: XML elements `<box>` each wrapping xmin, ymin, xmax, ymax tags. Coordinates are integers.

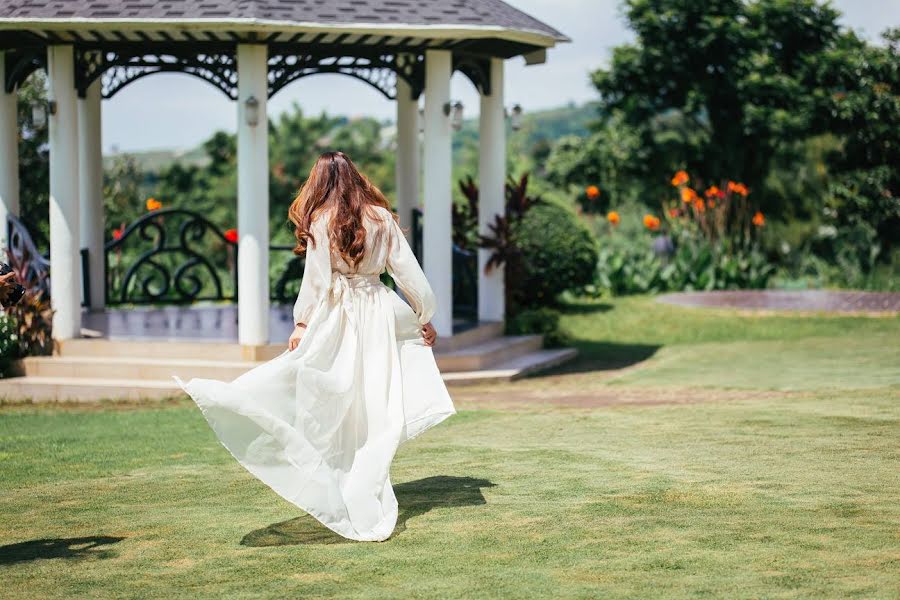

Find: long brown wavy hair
<box><xmin>288</xmin><ymin>151</ymin><xmax>397</xmax><ymax>266</ymax></box>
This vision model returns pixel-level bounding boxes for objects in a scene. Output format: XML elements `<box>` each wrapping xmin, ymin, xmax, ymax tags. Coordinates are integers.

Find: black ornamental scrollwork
<box><xmin>104</xmin><ymin>208</ymin><xmax>237</xmax><ymax>305</ymax></box>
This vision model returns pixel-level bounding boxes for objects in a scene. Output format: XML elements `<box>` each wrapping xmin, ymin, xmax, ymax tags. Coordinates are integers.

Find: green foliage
<box><xmin>504</xmin><ymin>306</ymin><xmax>568</xmax><ymax>348</ymax></box>
<box><xmin>512</xmin><ymin>201</ymin><xmax>598</xmax><ymax>307</ymax></box>
<box><xmin>0</xmin><ymin>313</ymin><xmax>17</xmax><ymax>376</ymax></box>
<box><xmin>544</xmin><ymin>113</ymin><xmax>647</xmax><ymax>209</ymax></box>
<box><xmin>16</xmin><ymin>72</ymin><xmax>50</xmax><ymax>253</ymax></box>
<box><xmin>591</xmin><ymin>204</ymin><xmax>774</xmax><ymax>296</ymax></box>
<box><xmin>103</xmin><ymin>153</ymin><xmax>146</xmax><ymax>232</ymax></box>
<box><xmin>591</xmin><ymin>0</ymin><xmax>844</xmax><ymax>206</ymax></box>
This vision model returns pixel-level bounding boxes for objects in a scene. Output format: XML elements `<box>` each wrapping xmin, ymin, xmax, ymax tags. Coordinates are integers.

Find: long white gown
<box><xmin>174</xmin><ymin>205</ymin><xmax>456</xmax><ymax>542</ymax></box>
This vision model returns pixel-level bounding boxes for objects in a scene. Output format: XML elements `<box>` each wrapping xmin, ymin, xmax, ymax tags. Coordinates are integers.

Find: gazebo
<box><xmin>0</xmin><ymin>0</ymin><xmax>567</xmax><ymax>350</ymax></box>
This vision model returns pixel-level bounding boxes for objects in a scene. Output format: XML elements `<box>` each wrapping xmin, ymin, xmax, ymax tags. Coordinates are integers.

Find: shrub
<box><xmin>505</xmin><ymin>307</ymin><xmax>568</xmax><ymax>348</ymax></box>
<box><xmin>1</xmin><ymin>251</ymin><xmax>55</xmax><ymax>369</ymax></box>
<box><xmin>0</xmin><ymin>313</ymin><xmax>18</xmax><ymax>376</ymax></box>
<box><xmin>512</xmin><ymin>201</ymin><xmax>598</xmax><ymax>308</ymax></box>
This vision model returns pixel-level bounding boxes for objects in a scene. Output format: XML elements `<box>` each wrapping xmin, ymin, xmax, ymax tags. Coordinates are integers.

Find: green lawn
<box><xmin>1</xmin><ymin>296</ymin><xmax>898</xmax><ymax>599</ymax></box>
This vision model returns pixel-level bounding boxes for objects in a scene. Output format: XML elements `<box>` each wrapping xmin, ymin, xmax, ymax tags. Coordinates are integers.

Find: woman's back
<box><xmin>315</xmin><ymin>204</ymin><xmax>395</xmax><ymax>276</ymax></box>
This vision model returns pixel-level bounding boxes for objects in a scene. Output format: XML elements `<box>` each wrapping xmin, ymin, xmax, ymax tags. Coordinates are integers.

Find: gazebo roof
<box><xmin>0</xmin><ymin>1</ymin><xmax>569</xmax><ymax>49</ymax></box>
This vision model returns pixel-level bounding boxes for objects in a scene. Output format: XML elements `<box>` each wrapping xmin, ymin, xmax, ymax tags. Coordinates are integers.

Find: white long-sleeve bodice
<box><xmin>292</xmin><ymin>205</ymin><xmax>436</xmax><ymax>327</ymax></box>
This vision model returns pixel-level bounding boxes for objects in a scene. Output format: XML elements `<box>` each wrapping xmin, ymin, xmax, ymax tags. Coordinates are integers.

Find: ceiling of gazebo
<box><xmin>0</xmin><ymin>1</ymin><xmax>568</xmax><ymax>53</ymax></box>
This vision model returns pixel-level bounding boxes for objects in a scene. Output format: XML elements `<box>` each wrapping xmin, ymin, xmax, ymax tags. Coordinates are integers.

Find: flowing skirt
<box><xmin>173</xmin><ymin>273</ymin><xmax>455</xmax><ymax>541</ymax></box>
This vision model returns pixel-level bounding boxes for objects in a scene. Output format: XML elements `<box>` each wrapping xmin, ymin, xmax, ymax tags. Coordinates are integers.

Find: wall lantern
<box><xmin>443</xmin><ymin>101</ymin><xmax>464</xmax><ymax>131</ymax></box>
<box><xmin>31</xmin><ymin>100</ymin><xmax>55</xmax><ymax>129</ymax></box>
<box><xmin>508</xmin><ymin>104</ymin><xmax>524</xmax><ymax>131</ymax></box>
<box><xmin>244</xmin><ymin>95</ymin><xmax>260</xmax><ymax>127</ymax></box>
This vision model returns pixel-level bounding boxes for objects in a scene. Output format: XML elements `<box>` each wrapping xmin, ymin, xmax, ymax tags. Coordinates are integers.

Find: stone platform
<box><xmin>0</xmin><ymin>307</ymin><xmax>577</xmax><ymax>402</ymax></box>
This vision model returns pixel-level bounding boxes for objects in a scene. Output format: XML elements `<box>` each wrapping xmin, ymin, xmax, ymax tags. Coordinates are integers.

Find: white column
<box><xmin>422</xmin><ymin>49</ymin><xmax>453</xmax><ymax>337</ymax></box>
<box><xmin>47</xmin><ymin>45</ymin><xmax>81</xmax><ymax>340</ymax></box>
<box><xmin>478</xmin><ymin>58</ymin><xmax>506</xmax><ymax>323</ymax></box>
<box><xmin>0</xmin><ymin>52</ymin><xmax>20</xmax><ymax>249</ymax></box>
<box><xmin>78</xmin><ymin>77</ymin><xmax>104</xmax><ymax>309</ymax></box>
<box><xmin>394</xmin><ymin>75</ymin><xmax>419</xmax><ymax>238</ymax></box>
<box><xmin>236</xmin><ymin>44</ymin><xmax>270</xmax><ymax>346</ymax></box>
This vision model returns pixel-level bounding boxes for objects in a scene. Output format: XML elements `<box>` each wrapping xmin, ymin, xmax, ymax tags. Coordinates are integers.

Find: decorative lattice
<box><xmin>267</xmin><ymin>50</ymin><xmax>425</xmax><ymax>100</ymax></box>
<box><xmin>76</xmin><ymin>48</ymin><xmax>239</xmax><ymax>99</ymax></box>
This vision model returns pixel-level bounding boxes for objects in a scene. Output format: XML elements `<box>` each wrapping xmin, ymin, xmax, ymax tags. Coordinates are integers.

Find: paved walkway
<box><xmin>657</xmin><ymin>290</ymin><xmax>900</xmax><ymax>314</ymax></box>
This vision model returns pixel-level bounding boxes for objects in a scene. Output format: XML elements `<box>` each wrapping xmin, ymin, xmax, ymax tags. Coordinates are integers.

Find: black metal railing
<box><xmin>5</xmin><ymin>214</ymin><xmax>51</xmax><ymax>300</ymax></box>
<box><xmin>104</xmin><ymin>208</ymin><xmax>238</xmax><ymax>305</ymax></box>
<box><xmin>7</xmin><ymin>208</ymin><xmax>478</xmax><ymax>320</ymax></box>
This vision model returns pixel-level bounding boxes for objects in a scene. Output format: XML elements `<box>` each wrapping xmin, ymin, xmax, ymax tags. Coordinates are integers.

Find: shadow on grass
<box><xmin>540</xmin><ymin>341</ymin><xmax>662</xmax><ymax>377</ymax></box>
<box><xmin>558</xmin><ymin>302</ymin><xmax>615</xmax><ymax>315</ymax></box>
<box><xmin>241</xmin><ymin>475</ymin><xmax>496</xmax><ymax>546</ymax></box>
<box><xmin>0</xmin><ymin>536</ymin><xmax>125</xmax><ymax>564</ymax></box>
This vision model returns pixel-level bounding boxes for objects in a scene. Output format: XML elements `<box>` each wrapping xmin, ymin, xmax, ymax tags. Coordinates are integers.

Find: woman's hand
<box><xmin>421</xmin><ymin>322</ymin><xmax>437</xmax><ymax>347</ymax></box>
<box><xmin>288</xmin><ymin>323</ymin><xmax>306</xmax><ymax>351</ymax></box>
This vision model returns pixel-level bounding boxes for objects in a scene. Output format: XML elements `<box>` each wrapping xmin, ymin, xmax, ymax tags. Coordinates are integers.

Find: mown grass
<box><xmin>1</xmin><ymin>296</ymin><xmax>898</xmax><ymax>599</ymax></box>
<box><xmin>554</xmin><ymin>296</ymin><xmax>900</xmax><ymax>391</ymax></box>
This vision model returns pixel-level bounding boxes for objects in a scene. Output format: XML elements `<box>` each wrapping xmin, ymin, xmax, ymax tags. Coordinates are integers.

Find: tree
<box><xmin>590</xmin><ymin>0</ymin><xmax>846</xmax><ymax>212</ymax></box>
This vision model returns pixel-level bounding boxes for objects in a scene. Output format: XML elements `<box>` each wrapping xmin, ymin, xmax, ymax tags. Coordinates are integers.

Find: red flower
<box><xmin>224</xmin><ymin>228</ymin><xmax>238</xmax><ymax>243</ymax></box>
<box><xmin>112</xmin><ymin>229</ymin><xmax>123</xmax><ymax>241</ymax></box>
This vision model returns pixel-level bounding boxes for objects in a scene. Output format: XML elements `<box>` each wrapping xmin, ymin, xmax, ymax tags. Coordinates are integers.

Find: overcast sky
<box><xmin>100</xmin><ymin>0</ymin><xmax>900</xmax><ymax>153</ymax></box>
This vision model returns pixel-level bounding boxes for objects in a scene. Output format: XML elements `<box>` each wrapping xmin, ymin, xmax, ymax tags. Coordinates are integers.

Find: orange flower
<box><xmin>671</xmin><ymin>170</ymin><xmax>689</xmax><ymax>186</ymax></box>
<box><xmin>146</xmin><ymin>197</ymin><xmax>162</xmax><ymax>211</ymax></box>
<box><xmin>705</xmin><ymin>186</ymin><xmax>721</xmax><ymax>198</ymax></box>
<box><xmin>606</xmin><ymin>211</ymin><xmax>620</xmax><ymax>225</ymax></box>
<box><xmin>693</xmin><ymin>198</ymin><xmax>706</xmax><ymax>212</ymax></box>
<box><xmin>585</xmin><ymin>185</ymin><xmax>601</xmax><ymax>200</ymax></box>
<box><xmin>668</xmin><ymin>208</ymin><xmax>680</xmax><ymax>218</ymax></box>
<box><xmin>643</xmin><ymin>214</ymin><xmax>661</xmax><ymax>231</ymax></box>
<box><xmin>752</xmin><ymin>211</ymin><xmax>765</xmax><ymax>227</ymax></box>
<box><xmin>224</xmin><ymin>228</ymin><xmax>238</xmax><ymax>243</ymax></box>
<box><xmin>727</xmin><ymin>181</ymin><xmax>749</xmax><ymax>197</ymax></box>
<box><xmin>707</xmin><ymin>199</ymin><xmax>716</xmax><ymax>208</ymax></box>
<box><xmin>681</xmin><ymin>187</ymin><xmax>699</xmax><ymax>203</ymax></box>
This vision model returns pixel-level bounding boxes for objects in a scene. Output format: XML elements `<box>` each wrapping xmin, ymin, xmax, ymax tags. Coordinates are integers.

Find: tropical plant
<box><xmin>2</xmin><ymin>251</ymin><xmax>54</xmax><ymax>362</ymax></box>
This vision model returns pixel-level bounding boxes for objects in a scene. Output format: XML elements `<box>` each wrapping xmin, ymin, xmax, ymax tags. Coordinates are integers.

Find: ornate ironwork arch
<box><xmin>267</xmin><ymin>51</ymin><xmax>424</xmax><ymax>101</ymax></box>
<box><xmin>453</xmin><ymin>54</ymin><xmax>492</xmax><ymax>95</ymax></box>
<box><xmin>3</xmin><ymin>49</ymin><xmax>45</xmax><ymax>93</ymax></box>
<box><xmin>75</xmin><ymin>49</ymin><xmax>239</xmax><ymax>100</ymax></box>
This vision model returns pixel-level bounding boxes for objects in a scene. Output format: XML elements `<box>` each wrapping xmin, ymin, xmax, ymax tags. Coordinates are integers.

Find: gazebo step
<box><xmin>24</xmin><ymin>333</ymin><xmax>542</xmax><ymax>379</ymax></box>
<box><xmin>20</xmin><ymin>355</ymin><xmax>265</xmax><ymax>382</ymax></box>
<box><xmin>0</xmin><ymin>376</ymin><xmax>182</xmax><ymax>402</ymax></box>
<box><xmin>59</xmin><ymin>321</ymin><xmax>506</xmax><ymax>361</ymax></box>
<box><xmin>436</xmin><ymin>334</ymin><xmax>543</xmax><ymax>372</ymax></box>
<box><xmin>441</xmin><ymin>347</ymin><xmax>579</xmax><ymax>385</ymax></box>
<box><xmin>0</xmin><ymin>349</ymin><xmax>577</xmax><ymax>402</ymax></box>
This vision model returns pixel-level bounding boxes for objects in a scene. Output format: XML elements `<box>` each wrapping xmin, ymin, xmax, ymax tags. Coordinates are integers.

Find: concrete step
<box><xmin>0</xmin><ymin>348</ymin><xmax>577</xmax><ymax>402</ymax></box>
<box><xmin>436</xmin><ymin>334</ymin><xmax>543</xmax><ymax>372</ymax></box>
<box><xmin>25</xmin><ymin>334</ymin><xmax>541</xmax><ymax>379</ymax></box>
<box><xmin>20</xmin><ymin>355</ymin><xmax>265</xmax><ymax>381</ymax></box>
<box><xmin>59</xmin><ymin>321</ymin><xmax>506</xmax><ymax>362</ymax></box>
<box><xmin>441</xmin><ymin>348</ymin><xmax>579</xmax><ymax>385</ymax></box>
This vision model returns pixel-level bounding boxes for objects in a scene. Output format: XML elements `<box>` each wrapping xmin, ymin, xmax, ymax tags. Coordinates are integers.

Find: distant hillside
<box><xmin>102</xmin><ymin>145</ymin><xmax>210</xmax><ymax>172</ymax></box>
<box><xmin>103</xmin><ymin>102</ymin><xmax>599</xmax><ymax>173</ymax></box>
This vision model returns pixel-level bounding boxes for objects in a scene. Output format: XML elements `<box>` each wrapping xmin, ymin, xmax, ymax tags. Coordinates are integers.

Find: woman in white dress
<box><xmin>174</xmin><ymin>151</ymin><xmax>456</xmax><ymax>542</ymax></box>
